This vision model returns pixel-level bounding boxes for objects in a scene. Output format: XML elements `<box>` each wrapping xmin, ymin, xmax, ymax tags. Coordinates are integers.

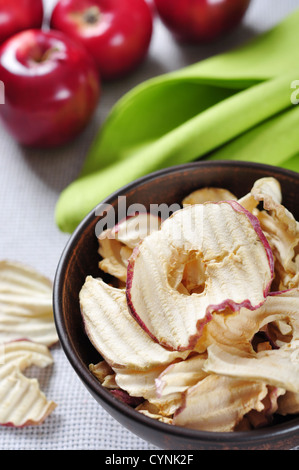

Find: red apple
<box><xmin>145</xmin><ymin>0</ymin><xmax>156</xmax><ymax>15</ymax></box>
<box><xmin>154</xmin><ymin>0</ymin><xmax>251</xmax><ymax>43</ymax></box>
<box><xmin>0</xmin><ymin>0</ymin><xmax>44</xmax><ymax>45</ymax></box>
<box><xmin>0</xmin><ymin>29</ymin><xmax>100</xmax><ymax>148</ymax></box>
<box><xmin>50</xmin><ymin>0</ymin><xmax>153</xmax><ymax>80</ymax></box>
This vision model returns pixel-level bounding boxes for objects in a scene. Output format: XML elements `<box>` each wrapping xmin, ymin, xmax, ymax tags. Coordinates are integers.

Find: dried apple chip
<box><xmin>258</xmin><ymin>209</ymin><xmax>299</xmax><ymax>290</ymax></box>
<box><xmin>238</xmin><ymin>177</ymin><xmax>282</xmax><ymax>212</ymax></box>
<box><xmin>245</xmin><ymin>386</ymin><xmax>286</xmax><ymax>429</ymax></box>
<box><xmin>137</xmin><ymin>408</ymin><xmax>173</xmax><ymax>424</ymax></box>
<box><xmin>114</xmin><ymin>365</ymin><xmax>166</xmax><ymax>400</ymax></box>
<box><xmin>0</xmin><ymin>260</ymin><xmax>58</xmax><ymax>346</ymax></box>
<box><xmin>0</xmin><ymin>340</ymin><xmax>56</xmax><ymax>427</ymax></box>
<box><xmin>173</xmin><ymin>374</ymin><xmax>268</xmax><ymax>432</ymax></box>
<box><xmin>238</xmin><ymin>177</ymin><xmax>299</xmax><ymax>290</ymax></box>
<box><xmin>203</xmin><ymin>289</ymin><xmax>299</xmax><ymax>392</ymax></box>
<box><xmin>79</xmin><ymin>276</ymin><xmax>187</xmax><ymax>371</ymax></box>
<box><xmin>98</xmin><ymin>213</ymin><xmax>161</xmax><ymax>282</ymax></box>
<box><xmin>98</xmin><ymin>237</ymin><xmax>128</xmax><ymax>283</ymax></box>
<box><xmin>136</xmin><ymin>400</ymin><xmax>173</xmax><ymax>423</ymax></box>
<box><xmin>114</xmin><ymin>365</ymin><xmax>183</xmax><ymax>416</ymax></box>
<box><xmin>80</xmin><ymin>277</ymin><xmax>190</xmax><ymax>416</ymax></box>
<box><xmin>183</xmin><ymin>187</ymin><xmax>237</xmax><ymax>206</ymax></box>
<box><xmin>156</xmin><ymin>353</ymin><xmax>208</xmax><ymax>397</ymax></box>
<box><xmin>109</xmin><ymin>213</ymin><xmax>162</xmax><ymax>249</ymax></box>
<box><xmin>127</xmin><ymin>201</ymin><xmax>274</xmax><ymax>351</ymax></box>
<box><xmin>194</xmin><ymin>308</ymin><xmax>255</xmax><ymax>355</ymax></box>
<box><xmin>89</xmin><ymin>360</ymin><xmax>118</xmax><ymax>389</ymax></box>
<box><xmin>205</xmin><ymin>344</ymin><xmax>299</xmax><ymax>392</ymax></box>
<box><xmin>196</xmin><ymin>288</ymin><xmax>299</xmax><ymax>355</ymax></box>
<box><xmin>277</xmin><ymin>391</ymin><xmax>299</xmax><ymax>416</ymax></box>
<box><xmin>89</xmin><ymin>360</ymin><xmax>114</xmax><ymax>382</ymax></box>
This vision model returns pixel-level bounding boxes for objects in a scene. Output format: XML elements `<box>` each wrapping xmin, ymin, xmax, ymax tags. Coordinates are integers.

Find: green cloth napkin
<box><xmin>56</xmin><ymin>8</ymin><xmax>299</xmax><ymax>233</ymax></box>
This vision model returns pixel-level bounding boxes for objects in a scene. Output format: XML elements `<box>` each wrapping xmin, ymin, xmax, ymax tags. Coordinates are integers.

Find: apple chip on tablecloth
<box><xmin>0</xmin><ymin>260</ymin><xmax>58</xmax><ymax>426</ymax></box>
<box><xmin>0</xmin><ymin>340</ymin><xmax>56</xmax><ymax>427</ymax></box>
<box><xmin>0</xmin><ymin>260</ymin><xmax>58</xmax><ymax>346</ymax></box>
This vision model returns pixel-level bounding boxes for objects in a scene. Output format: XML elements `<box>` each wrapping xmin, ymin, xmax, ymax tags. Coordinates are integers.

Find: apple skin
<box><xmin>0</xmin><ymin>29</ymin><xmax>100</xmax><ymax>148</ymax></box>
<box><xmin>153</xmin><ymin>0</ymin><xmax>251</xmax><ymax>43</ymax></box>
<box><xmin>0</xmin><ymin>0</ymin><xmax>44</xmax><ymax>45</ymax></box>
<box><xmin>50</xmin><ymin>0</ymin><xmax>153</xmax><ymax>80</ymax></box>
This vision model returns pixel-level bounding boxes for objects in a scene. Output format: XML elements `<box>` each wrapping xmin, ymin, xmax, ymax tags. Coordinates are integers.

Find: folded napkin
<box><xmin>56</xmin><ymin>8</ymin><xmax>299</xmax><ymax>233</ymax></box>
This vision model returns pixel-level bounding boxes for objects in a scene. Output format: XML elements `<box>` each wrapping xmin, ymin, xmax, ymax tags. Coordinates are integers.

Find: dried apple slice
<box><xmin>137</xmin><ymin>408</ymin><xmax>173</xmax><ymax>424</ymax></box>
<box><xmin>203</xmin><ymin>289</ymin><xmax>299</xmax><ymax>392</ymax></box>
<box><xmin>114</xmin><ymin>365</ymin><xmax>166</xmax><ymax>400</ymax></box>
<box><xmin>89</xmin><ymin>360</ymin><xmax>118</xmax><ymax>389</ymax></box>
<box><xmin>205</xmin><ymin>344</ymin><xmax>299</xmax><ymax>392</ymax></box>
<box><xmin>277</xmin><ymin>391</ymin><xmax>299</xmax><ymax>416</ymax></box>
<box><xmin>194</xmin><ymin>308</ymin><xmax>254</xmax><ymax>355</ymax></box>
<box><xmin>98</xmin><ymin>237</ymin><xmax>128</xmax><ymax>282</ymax></box>
<box><xmin>89</xmin><ymin>360</ymin><xmax>114</xmax><ymax>383</ymax></box>
<box><xmin>0</xmin><ymin>340</ymin><xmax>56</xmax><ymax>427</ymax></box>
<box><xmin>0</xmin><ymin>260</ymin><xmax>58</xmax><ymax>346</ymax></box>
<box><xmin>196</xmin><ymin>288</ymin><xmax>299</xmax><ymax>355</ymax></box>
<box><xmin>0</xmin><ymin>340</ymin><xmax>54</xmax><ymax>375</ymax></box>
<box><xmin>127</xmin><ymin>201</ymin><xmax>274</xmax><ymax>351</ymax></box>
<box><xmin>237</xmin><ymin>387</ymin><xmax>285</xmax><ymax>430</ymax></box>
<box><xmin>257</xmin><ymin>209</ymin><xmax>299</xmax><ymax>290</ymax></box>
<box><xmin>238</xmin><ymin>177</ymin><xmax>282</xmax><ymax>212</ymax></box>
<box><xmin>156</xmin><ymin>353</ymin><xmax>208</xmax><ymax>397</ymax></box>
<box><xmin>136</xmin><ymin>401</ymin><xmax>173</xmax><ymax>423</ymax></box>
<box><xmin>114</xmin><ymin>365</ymin><xmax>183</xmax><ymax>416</ymax></box>
<box><xmin>183</xmin><ymin>187</ymin><xmax>237</xmax><ymax>206</ymax></box>
<box><xmin>79</xmin><ymin>276</ymin><xmax>188</xmax><ymax>371</ymax></box>
<box><xmin>108</xmin><ymin>213</ymin><xmax>162</xmax><ymax>249</ymax></box>
<box><xmin>173</xmin><ymin>374</ymin><xmax>268</xmax><ymax>432</ymax></box>
<box><xmin>238</xmin><ymin>177</ymin><xmax>299</xmax><ymax>290</ymax></box>
<box><xmin>98</xmin><ymin>213</ymin><xmax>161</xmax><ymax>282</ymax></box>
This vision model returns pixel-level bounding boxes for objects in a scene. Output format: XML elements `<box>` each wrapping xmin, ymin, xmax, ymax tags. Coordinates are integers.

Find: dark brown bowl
<box><xmin>53</xmin><ymin>160</ymin><xmax>299</xmax><ymax>450</ymax></box>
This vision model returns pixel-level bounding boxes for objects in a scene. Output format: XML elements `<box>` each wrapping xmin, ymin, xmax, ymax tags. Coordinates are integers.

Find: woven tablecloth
<box><xmin>0</xmin><ymin>0</ymin><xmax>298</xmax><ymax>450</ymax></box>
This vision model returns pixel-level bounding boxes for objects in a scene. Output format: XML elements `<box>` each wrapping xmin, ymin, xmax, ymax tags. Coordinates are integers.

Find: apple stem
<box><xmin>36</xmin><ymin>47</ymin><xmax>60</xmax><ymax>63</ymax></box>
<box><xmin>84</xmin><ymin>6</ymin><xmax>101</xmax><ymax>25</ymax></box>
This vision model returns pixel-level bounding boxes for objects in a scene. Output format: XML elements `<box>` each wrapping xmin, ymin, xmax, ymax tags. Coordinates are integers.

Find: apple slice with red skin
<box><xmin>79</xmin><ymin>276</ymin><xmax>188</xmax><ymax>371</ymax></box>
<box><xmin>126</xmin><ymin>201</ymin><xmax>274</xmax><ymax>352</ymax></box>
<box><xmin>98</xmin><ymin>213</ymin><xmax>162</xmax><ymax>282</ymax></box>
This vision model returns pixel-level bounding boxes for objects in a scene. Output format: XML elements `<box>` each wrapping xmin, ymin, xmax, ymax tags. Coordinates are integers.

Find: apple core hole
<box><xmin>181</xmin><ymin>254</ymin><xmax>207</xmax><ymax>295</ymax></box>
<box><xmin>84</xmin><ymin>6</ymin><xmax>101</xmax><ymax>25</ymax></box>
<box><xmin>168</xmin><ymin>250</ymin><xmax>207</xmax><ymax>296</ymax></box>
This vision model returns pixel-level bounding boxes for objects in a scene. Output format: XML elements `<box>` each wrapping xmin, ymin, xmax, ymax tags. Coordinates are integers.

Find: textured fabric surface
<box><xmin>0</xmin><ymin>0</ymin><xmax>298</xmax><ymax>450</ymax></box>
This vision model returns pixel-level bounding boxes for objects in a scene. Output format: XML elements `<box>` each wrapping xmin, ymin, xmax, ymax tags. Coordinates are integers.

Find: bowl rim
<box><xmin>53</xmin><ymin>160</ymin><xmax>299</xmax><ymax>445</ymax></box>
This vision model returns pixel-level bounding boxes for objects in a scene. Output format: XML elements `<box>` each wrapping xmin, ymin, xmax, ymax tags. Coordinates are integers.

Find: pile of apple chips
<box><xmin>0</xmin><ymin>261</ymin><xmax>58</xmax><ymax>426</ymax></box>
<box><xmin>80</xmin><ymin>177</ymin><xmax>299</xmax><ymax>432</ymax></box>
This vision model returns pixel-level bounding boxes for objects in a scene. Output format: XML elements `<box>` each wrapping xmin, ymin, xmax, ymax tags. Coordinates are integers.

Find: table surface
<box><xmin>1</xmin><ymin>0</ymin><xmax>299</xmax><ymax>451</ymax></box>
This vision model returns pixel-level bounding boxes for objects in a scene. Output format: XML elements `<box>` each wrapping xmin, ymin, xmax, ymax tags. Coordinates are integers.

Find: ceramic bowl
<box><xmin>53</xmin><ymin>161</ymin><xmax>299</xmax><ymax>450</ymax></box>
